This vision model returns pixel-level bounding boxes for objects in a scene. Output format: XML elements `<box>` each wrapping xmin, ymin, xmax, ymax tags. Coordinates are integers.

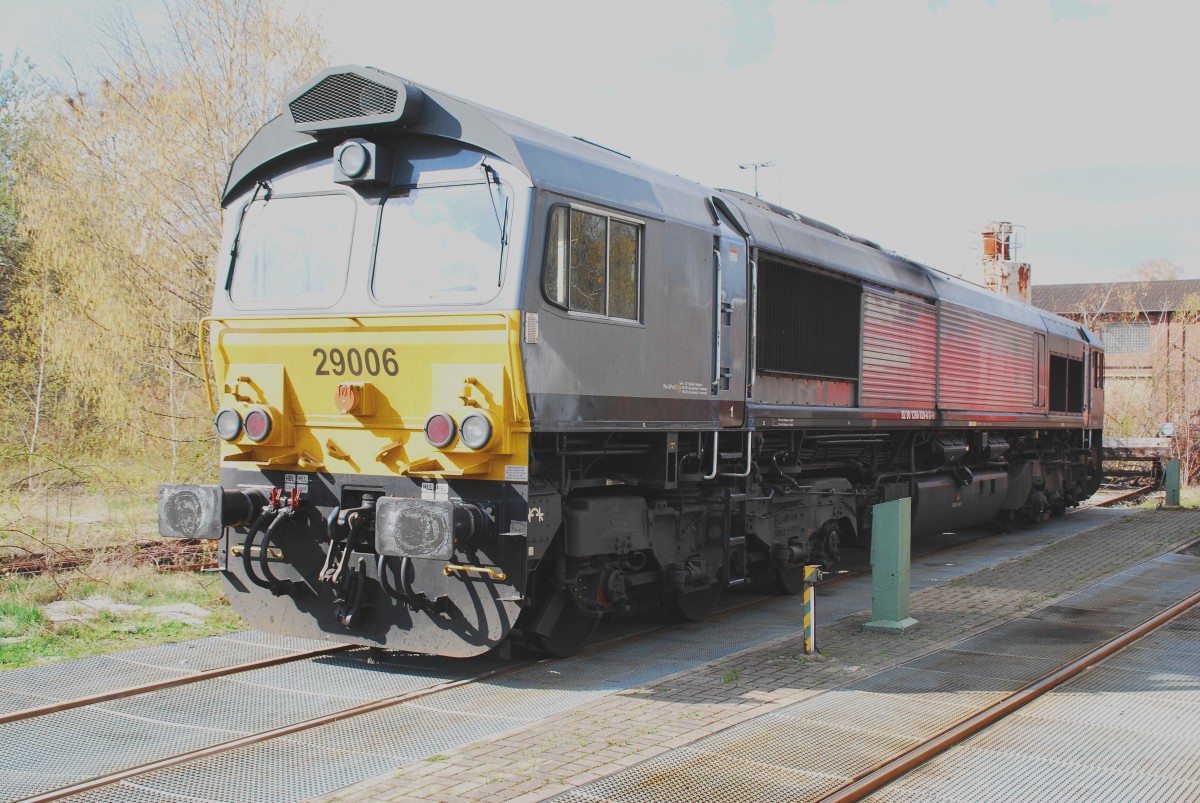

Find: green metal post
<box><xmin>863</xmin><ymin>497</ymin><xmax>919</xmax><ymax>634</ymax></box>
<box><xmin>1165</xmin><ymin>458</ymin><xmax>1181</xmax><ymax>508</ymax></box>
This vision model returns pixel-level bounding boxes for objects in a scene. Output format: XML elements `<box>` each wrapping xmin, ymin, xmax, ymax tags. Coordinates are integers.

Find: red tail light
<box><xmin>244</xmin><ymin>408</ymin><xmax>273</xmax><ymax>442</ymax></box>
<box><xmin>423</xmin><ymin>412</ymin><xmax>456</xmax><ymax>448</ymax></box>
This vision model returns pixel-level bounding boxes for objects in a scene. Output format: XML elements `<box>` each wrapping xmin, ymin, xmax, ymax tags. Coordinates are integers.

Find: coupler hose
<box><xmin>241</xmin><ymin>508</ymin><xmax>278</xmax><ymax>590</ymax></box>
<box><xmin>376</xmin><ymin>554</ymin><xmax>422</xmax><ymax>608</ymax></box>
<box><xmin>259</xmin><ymin>508</ymin><xmax>301</xmax><ymax>596</ymax></box>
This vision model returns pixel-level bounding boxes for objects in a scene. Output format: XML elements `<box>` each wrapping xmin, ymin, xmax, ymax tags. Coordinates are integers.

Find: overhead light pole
<box><xmin>739</xmin><ymin>160</ymin><xmax>774</xmax><ymax>199</ymax></box>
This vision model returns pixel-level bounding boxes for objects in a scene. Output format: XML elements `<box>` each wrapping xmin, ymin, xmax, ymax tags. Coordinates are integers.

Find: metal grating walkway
<box><xmin>870</xmin><ymin>606</ymin><xmax>1200</xmax><ymax>802</ymax></box>
<box><xmin>0</xmin><ymin>630</ymin><xmax>328</xmax><ymax>716</ymax></box>
<box><xmin>0</xmin><ymin>507</ymin><xmax>1159</xmax><ymax>802</ymax></box>
<box><xmin>553</xmin><ymin>551</ymin><xmax>1200</xmax><ymax>803</ymax></box>
<box><xmin>0</xmin><ymin>646</ymin><xmax>503</xmax><ymax>801</ymax></box>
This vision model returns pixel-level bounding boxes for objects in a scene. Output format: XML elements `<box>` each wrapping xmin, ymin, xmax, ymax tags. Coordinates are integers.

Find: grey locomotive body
<box><xmin>161</xmin><ymin>66</ymin><xmax>1101</xmax><ymax>657</ymax></box>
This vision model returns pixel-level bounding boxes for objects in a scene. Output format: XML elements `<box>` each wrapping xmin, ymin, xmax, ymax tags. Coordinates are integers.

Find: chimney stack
<box><xmin>981</xmin><ymin>222</ymin><xmax>1030</xmax><ymax>304</ymax></box>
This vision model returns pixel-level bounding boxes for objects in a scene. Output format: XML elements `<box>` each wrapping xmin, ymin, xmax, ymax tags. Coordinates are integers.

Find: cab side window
<box><xmin>544</xmin><ymin>206</ymin><xmax>641</xmax><ymax>321</ymax></box>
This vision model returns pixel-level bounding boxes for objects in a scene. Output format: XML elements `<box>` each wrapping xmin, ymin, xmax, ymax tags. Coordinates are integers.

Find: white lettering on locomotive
<box><xmin>662</xmin><ymin>380</ymin><xmax>708</xmax><ymax>396</ymax></box>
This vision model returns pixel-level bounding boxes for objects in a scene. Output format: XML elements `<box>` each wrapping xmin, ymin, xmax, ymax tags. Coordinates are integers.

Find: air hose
<box><xmin>258</xmin><ymin>508</ymin><xmax>301</xmax><ymax>595</ymax></box>
<box><xmin>240</xmin><ymin>508</ymin><xmax>278</xmax><ymax>590</ymax></box>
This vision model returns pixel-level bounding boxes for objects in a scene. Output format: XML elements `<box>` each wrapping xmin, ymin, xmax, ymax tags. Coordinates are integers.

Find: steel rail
<box><xmin>819</xmin><ymin>585</ymin><xmax>1200</xmax><ymax>803</ymax></box>
<box><xmin>1089</xmin><ymin>483</ymin><xmax>1156</xmax><ymax>508</ymax></box>
<box><xmin>17</xmin><ymin>655</ymin><xmax>545</xmax><ymax>803</ymax></box>
<box><xmin>0</xmin><ymin>644</ymin><xmax>354</xmax><ymax>726</ymax></box>
<box><xmin>13</xmin><ymin>582</ymin><xmax>805</xmax><ymax>803</ymax></box>
<box><xmin>10</xmin><ymin>503</ymin><xmax>1124</xmax><ymax>800</ymax></box>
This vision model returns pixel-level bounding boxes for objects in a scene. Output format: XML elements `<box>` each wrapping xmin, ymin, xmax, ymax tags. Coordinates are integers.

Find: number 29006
<box><xmin>313</xmin><ymin>347</ymin><xmax>399</xmax><ymax>377</ymax></box>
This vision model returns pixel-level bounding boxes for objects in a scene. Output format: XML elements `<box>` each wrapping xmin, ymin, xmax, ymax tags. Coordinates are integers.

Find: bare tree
<box><xmin>1088</xmin><ymin>282</ymin><xmax>1200</xmax><ymax>483</ymax></box>
<box><xmin>10</xmin><ymin>0</ymin><xmax>325</xmax><ymax>483</ymax></box>
<box><xmin>1126</xmin><ymin>259</ymin><xmax>1181</xmax><ymax>283</ymax></box>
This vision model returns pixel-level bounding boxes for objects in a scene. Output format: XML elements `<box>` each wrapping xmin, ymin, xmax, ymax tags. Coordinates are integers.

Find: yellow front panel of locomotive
<box><xmin>206</xmin><ymin>312</ymin><xmax>530</xmax><ymax>483</ymax></box>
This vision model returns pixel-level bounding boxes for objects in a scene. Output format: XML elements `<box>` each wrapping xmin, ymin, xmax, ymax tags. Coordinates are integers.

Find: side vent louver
<box><xmin>285</xmin><ymin>66</ymin><xmax>424</xmax><ymax>134</ymax></box>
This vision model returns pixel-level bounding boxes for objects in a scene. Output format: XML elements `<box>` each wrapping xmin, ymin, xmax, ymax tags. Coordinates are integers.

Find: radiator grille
<box><xmin>938</xmin><ymin>303</ymin><xmax>1039</xmax><ymax>412</ymax></box>
<box><xmin>289</xmin><ymin>72</ymin><xmax>399</xmax><ymax>126</ymax></box>
<box><xmin>756</xmin><ymin>257</ymin><xmax>861</xmax><ymax>380</ymax></box>
<box><xmin>861</xmin><ymin>290</ymin><xmax>937</xmax><ymax>408</ymax></box>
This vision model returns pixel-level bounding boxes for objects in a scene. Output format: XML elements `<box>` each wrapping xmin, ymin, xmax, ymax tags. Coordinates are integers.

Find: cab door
<box><xmin>712</xmin><ymin>204</ymin><xmax>748</xmax><ymax>427</ymax></box>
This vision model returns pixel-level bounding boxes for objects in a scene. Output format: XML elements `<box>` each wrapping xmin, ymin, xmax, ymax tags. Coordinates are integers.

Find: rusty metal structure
<box><xmin>981</xmin><ymin>222</ymin><xmax>1031</xmax><ymax>305</ymax></box>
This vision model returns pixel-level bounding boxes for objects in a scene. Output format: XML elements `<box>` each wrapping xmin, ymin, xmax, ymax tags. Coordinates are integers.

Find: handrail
<box><xmin>198</xmin><ymin>317</ymin><xmax>217</xmax><ymax>414</ymax></box>
<box><xmin>702</xmin><ymin>430</ymin><xmax>754</xmax><ymax>480</ymax></box>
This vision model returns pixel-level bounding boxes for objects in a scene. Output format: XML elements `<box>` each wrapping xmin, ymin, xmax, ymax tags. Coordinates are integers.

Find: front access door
<box><xmin>712</xmin><ymin>205</ymin><xmax>749</xmax><ymax>426</ymax></box>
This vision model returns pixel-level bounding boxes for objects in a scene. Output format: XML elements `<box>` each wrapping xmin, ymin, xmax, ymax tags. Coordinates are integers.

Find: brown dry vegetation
<box><xmin>0</xmin><ymin>0</ymin><xmax>326</xmax><ymax>494</ymax></box>
<box><xmin>1070</xmin><ymin>275</ymin><xmax>1200</xmax><ymax>482</ymax></box>
<box><xmin>0</xmin><ymin>1</ymin><xmax>328</xmax><ymax>666</ymax></box>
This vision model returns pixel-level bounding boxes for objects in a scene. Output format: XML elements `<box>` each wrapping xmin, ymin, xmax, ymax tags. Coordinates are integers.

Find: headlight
<box><xmin>424</xmin><ymin>412</ymin><xmax>456</xmax><ymax>448</ymax></box>
<box><xmin>243</xmin><ymin>408</ymin><xmax>273</xmax><ymax>442</ymax></box>
<box><xmin>459</xmin><ymin>413</ymin><xmax>493</xmax><ymax>450</ymax></box>
<box><xmin>336</xmin><ymin>140</ymin><xmax>369</xmax><ymax>178</ymax></box>
<box><xmin>214</xmin><ymin>407</ymin><xmax>242</xmax><ymax>441</ymax></box>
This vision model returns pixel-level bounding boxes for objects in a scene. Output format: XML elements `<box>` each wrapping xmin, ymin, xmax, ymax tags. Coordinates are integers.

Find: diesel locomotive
<box><xmin>158</xmin><ymin>66</ymin><xmax>1103</xmax><ymax>657</ymax></box>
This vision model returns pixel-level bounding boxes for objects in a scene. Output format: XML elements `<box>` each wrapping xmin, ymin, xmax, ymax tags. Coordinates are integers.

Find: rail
<box><xmin>819</xmin><ymin>585</ymin><xmax>1200</xmax><ymax>802</ymax></box>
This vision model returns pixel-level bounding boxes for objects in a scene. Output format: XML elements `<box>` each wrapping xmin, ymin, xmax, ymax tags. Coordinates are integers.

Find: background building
<box><xmin>1032</xmin><ymin>279</ymin><xmax>1200</xmax><ymax>481</ymax></box>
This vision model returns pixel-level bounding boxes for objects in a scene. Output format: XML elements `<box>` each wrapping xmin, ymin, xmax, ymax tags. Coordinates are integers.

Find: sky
<box><xmin>3</xmin><ymin>0</ymin><xmax>1198</xmax><ymax>287</ymax></box>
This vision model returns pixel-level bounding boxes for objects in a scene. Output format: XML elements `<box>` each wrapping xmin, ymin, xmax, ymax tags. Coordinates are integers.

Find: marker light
<box><xmin>459</xmin><ymin>413</ymin><xmax>493</xmax><ymax>450</ymax></box>
<box><xmin>214</xmin><ymin>407</ymin><xmax>243</xmax><ymax>441</ymax></box>
<box><xmin>424</xmin><ymin>412</ymin><xmax>456</xmax><ymax>449</ymax></box>
<box><xmin>243</xmin><ymin>408</ymin><xmax>273</xmax><ymax>442</ymax></box>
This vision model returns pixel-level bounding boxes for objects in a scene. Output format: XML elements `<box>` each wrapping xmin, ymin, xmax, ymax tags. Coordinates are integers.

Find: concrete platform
<box><xmin>322</xmin><ymin>508</ymin><xmax>1200</xmax><ymax>802</ymax></box>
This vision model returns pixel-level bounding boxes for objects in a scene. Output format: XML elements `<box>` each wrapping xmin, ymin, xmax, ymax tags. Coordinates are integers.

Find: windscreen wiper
<box><xmin>225</xmin><ymin>180</ymin><xmax>273</xmax><ymax>290</ymax></box>
<box><xmin>481</xmin><ymin>162</ymin><xmax>510</xmax><ymax>287</ymax></box>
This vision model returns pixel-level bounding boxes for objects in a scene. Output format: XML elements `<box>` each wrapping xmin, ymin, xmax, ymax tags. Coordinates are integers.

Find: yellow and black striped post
<box><xmin>803</xmin><ymin>565</ymin><xmax>820</xmax><ymax>655</ymax></box>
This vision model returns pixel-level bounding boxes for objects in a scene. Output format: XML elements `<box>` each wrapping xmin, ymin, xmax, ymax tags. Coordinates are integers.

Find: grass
<box><xmin>0</xmin><ymin>562</ymin><xmax>244</xmax><ymax>670</ymax></box>
<box><xmin>0</xmin><ymin>600</ymin><xmax>45</xmax><ymax>637</ymax></box>
<box><xmin>0</xmin><ymin>483</ymin><xmax>249</xmax><ymax>670</ymax></box>
<box><xmin>0</xmin><ymin>468</ymin><xmax>246</xmax><ymax>671</ymax></box>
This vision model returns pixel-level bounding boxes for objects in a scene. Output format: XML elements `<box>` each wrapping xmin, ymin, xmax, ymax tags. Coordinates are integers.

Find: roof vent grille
<box><xmin>290</xmin><ymin>73</ymin><xmax>398</xmax><ymax>124</ymax></box>
<box><xmin>285</xmin><ymin>67</ymin><xmax>423</xmax><ymax>134</ymax></box>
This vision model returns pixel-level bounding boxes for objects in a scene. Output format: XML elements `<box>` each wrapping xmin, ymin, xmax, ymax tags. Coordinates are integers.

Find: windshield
<box><xmin>229</xmin><ymin>193</ymin><xmax>354</xmax><ymax>308</ymax></box>
<box><xmin>371</xmin><ymin>182</ymin><xmax>505</xmax><ymax>305</ymax></box>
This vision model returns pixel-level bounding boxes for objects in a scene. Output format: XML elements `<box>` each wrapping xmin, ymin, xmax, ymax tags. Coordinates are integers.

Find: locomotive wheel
<box><xmin>774</xmin><ymin>566</ymin><xmax>807</xmax><ymax>595</ymax></box>
<box><xmin>665</xmin><ymin>582</ymin><xmax>722</xmax><ymax>622</ymax></box>
<box><xmin>530</xmin><ymin>591</ymin><xmax>598</xmax><ymax>658</ymax></box>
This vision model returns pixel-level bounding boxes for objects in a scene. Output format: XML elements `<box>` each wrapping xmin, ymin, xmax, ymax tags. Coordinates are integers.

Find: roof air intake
<box><xmin>285</xmin><ymin>66</ymin><xmax>424</xmax><ymax>134</ymax></box>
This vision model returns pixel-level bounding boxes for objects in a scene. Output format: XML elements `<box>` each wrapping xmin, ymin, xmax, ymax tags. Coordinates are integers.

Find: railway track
<box><xmin>17</xmin><ymin>660</ymin><xmax>530</xmax><ymax>803</ymax></box>
<box><xmin>7</xmin><ymin>648</ymin><xmax>522</xmax><ymax>802</ymax></box>
<box><xmin>0</xmin><ymin>539</ymin><xmax>216</xmax><ymax>577</ymax></box>
<box><xmin>3</xmin><ymin>504</ymin><xmax>1141</xmax><ymax>801</ymax></box>
<box><xmin>6</xmin><ymin>589</ymin><xmax>782</xmax><ymax>802</ymax></box>
<box><xmin>0</xmin><ymin>643</ymin><xmax>354</xmax><ymax>726</ymax></box>
<box><xmin>820</xmin><ymin>583</ymin><xmax>1200</xmax><ymax>802</ymax></box>
<box><xmin>1087</xmin><ymin>482</ymin><xmax>1158</xmax><ymax>508</ymax></box>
